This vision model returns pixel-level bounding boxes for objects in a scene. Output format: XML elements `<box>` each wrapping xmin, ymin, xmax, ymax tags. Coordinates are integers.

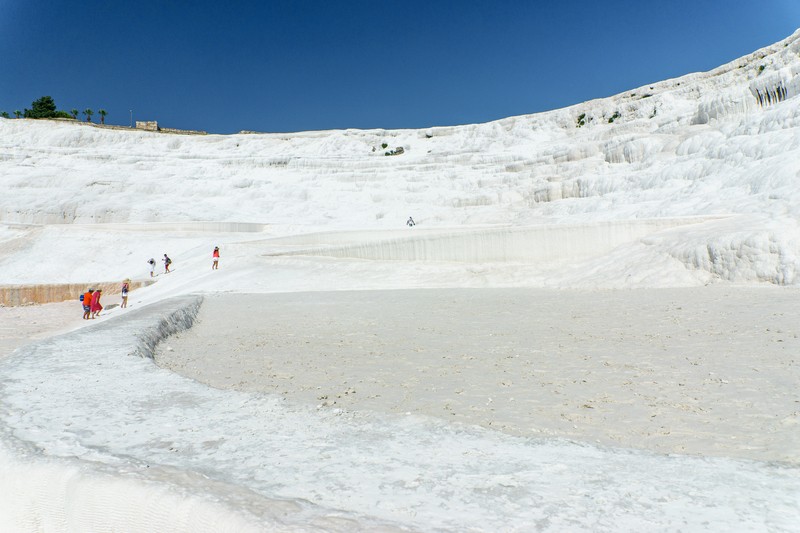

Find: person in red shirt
<box><xmin>212</xmin><ymin>246</ymin><xmax>220</xmax><ymax>270</ymax></box>
<box><xmin>90</xmin><ymin>289</ymin><xmax>103</xmax><ymax>319</ymax></box>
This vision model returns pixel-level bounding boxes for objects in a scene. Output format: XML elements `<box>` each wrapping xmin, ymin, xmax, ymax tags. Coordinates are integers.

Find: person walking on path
<box><xmin>407</xmin><ymin>216</ymin><xmax>415</xmax><ymax>227</ymax></box>
<box><xmin>148</xmin><ymin>258</ymin><xmax>156</xmax><ymax>277</ymax></box>
<box><xmin>163</xmin><ymin>254</ymin><xmax>172</xmax><ymax>274</ymax></box>
<box><xmin>212</xmin><ymin>246</ymin><xmax>220</xmax><ymax>270</ymax></box>
<box><xmin>82</xmin><ymin>288</ymin><xmax>94</xmax><ymax>320</ymax></box>
<box><xmin>90</xmin><ymin>289</ymin><xmax>103</xmax><ymax>319</ymax></box>
<box><xmin>121</xmin><ymin>280</ymin><xmax>129</xmax><ymax>309</ymax></box>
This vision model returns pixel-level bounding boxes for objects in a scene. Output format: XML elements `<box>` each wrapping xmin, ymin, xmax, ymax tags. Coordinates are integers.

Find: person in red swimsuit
<box><xmin>90</xmin><ymin>289</ymin><xmax>103</xmax><ymax>318</ymax></box>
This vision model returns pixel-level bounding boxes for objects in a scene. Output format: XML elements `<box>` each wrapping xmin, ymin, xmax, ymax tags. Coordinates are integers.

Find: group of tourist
<box><xmin>81</xmin><ymin>246</ymin><xmax>220</xmax><ymax>319</ymax></box>
<box><xmin>147</xmin><ymin>254</ymin><xmax>173</xmax><ymax>277</ymax></box>
<box><xmin>147</xmin><ymin>247</ymin><xmax>219</xmax><ymax>276</ymax></box>
<box><xmin>81</xmin><ymin>288</ymin><xmax>99</xmax><ymax>319</ymax></box>
<box><xmin>81</xmin><ymin>280</ymin><xmax>129</xmax><ymax>320</ymax></box>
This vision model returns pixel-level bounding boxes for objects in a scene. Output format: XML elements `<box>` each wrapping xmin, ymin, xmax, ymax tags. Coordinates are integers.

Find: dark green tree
<box><xmin>98</xmin><ymin>109</ymin><xmax>107</xmax><ymax>124</ymax></box>
<box><xmin>83</xmin><ymin>108</ymin><xmax>93</xmax><ymax>122</ymax></box>
<box><xmin>24</xmin><ymin>96</ymin><xmax>58</xmax><ymax>118</ymax></box>
<box><xmin>13</xmin><ymin>110</ymin><xmax>21</xmax><ymax>118</ymax></box>
<box><xmin>0</xmin><ymin>112</ymin><xmax>9</xmax><ymax>118</ymax></box>
<box><xmin>71</xmin><ymin>108</ymin><xmax>79</xmax><ymax>119</ymax></box>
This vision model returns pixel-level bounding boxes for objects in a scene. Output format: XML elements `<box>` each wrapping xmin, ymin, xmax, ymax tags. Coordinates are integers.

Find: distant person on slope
<box><xmin>212</xmin><ymin>246</ymin><xmax>220</xmax><ymax>270</ymax></box>
<box><xmin>90</xmin><ymin>289</ymin><xmax>103</xmax><ymax>319</ymax></box>
<box><xmin>407</xmin><ymin>216</ymin><xmax>415</xmax><ymax>227</ymax></box>
<box><xmin>163</xmin><ymin>254</ymin><xmax>172</xmax><ymax>273</ymax></box>
<box><xmin>121</xmin><ymin>280</ymin><xmax>129</xmax><ymax>308</ymax></box>
<box><xmin>148</xmin><ymin>258</ymin><xmax>156</xmax><ymax>277</ymax></box>
<box><xmin>82</xmin><ymin>288</ymin><xmax>94</xmax><ymax>320</ymax></box>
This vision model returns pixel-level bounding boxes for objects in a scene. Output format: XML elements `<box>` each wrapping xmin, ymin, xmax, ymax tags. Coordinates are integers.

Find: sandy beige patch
<box><xmin>155</xmin><ymin>287</ymin><xmax>800</xmax><ymax>463</ymax></box>
<box><xmin>0</xmin><ymin>301</ymin><xmax>86</xmax><ymax>359</ymax></box>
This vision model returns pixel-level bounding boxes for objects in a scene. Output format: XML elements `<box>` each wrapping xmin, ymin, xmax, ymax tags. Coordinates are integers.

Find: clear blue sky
<box><xmin>1</xmin><ymin>0</ymin><xmax>798</xmax><ymax>134</ymax></box>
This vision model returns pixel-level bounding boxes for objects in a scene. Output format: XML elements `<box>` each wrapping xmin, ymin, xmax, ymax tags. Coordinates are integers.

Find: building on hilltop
<box><xmin>134</xmin><ymin>120</ymin><xmax>207</xmax><ymax>135</ymax></box>
<box><xmin>135</xmin><ymin>120</ymin><xmax>160</xmax><ymax>131</ymax></box>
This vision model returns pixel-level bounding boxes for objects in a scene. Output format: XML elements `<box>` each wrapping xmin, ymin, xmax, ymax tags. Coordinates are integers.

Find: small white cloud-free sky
<box><xmin>0</xmin><ymin>29</ymin><xmax>799</xmax><ymax>532</ymax></box>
